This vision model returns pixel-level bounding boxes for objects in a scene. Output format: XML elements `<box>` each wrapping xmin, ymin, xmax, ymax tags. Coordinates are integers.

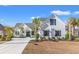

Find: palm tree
<box><xmin>68</xmin><ymin>17</ymin><xmax>77</xmax><ymax>40</ymax></box>
<box><xmin>4</xmin><ymin>26</ymin><xmax>13</xmax><ymax>41</ymax></box>
<box><xmin>76</xmin><ymin>19</ymin><xmax>79</xmax><ymax>26</ymax></box>
<box><xmin>32</xmin><ymin>17</ymin><xmax>41</xmax><ymax>41</ymax></box>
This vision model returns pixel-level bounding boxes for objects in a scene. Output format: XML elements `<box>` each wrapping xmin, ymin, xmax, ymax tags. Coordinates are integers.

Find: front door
<box><xmin>26</xmin><ymin>31</ymin><xmax>30</xmax><ymax>37</ymax></box>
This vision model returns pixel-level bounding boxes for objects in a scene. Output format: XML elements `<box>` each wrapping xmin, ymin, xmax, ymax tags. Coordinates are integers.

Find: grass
<box><xmin>22</xmin><ymin>40</ymin><xmax>79</xmax><ymax>54</ymax></box>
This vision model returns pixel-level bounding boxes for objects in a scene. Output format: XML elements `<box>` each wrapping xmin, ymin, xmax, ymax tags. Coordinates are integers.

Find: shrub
<box><xmin>0</xmin><ymin>35</ymin><xmax>4</xmax><ymax>41</ymax></box>
<box><xmin>65</xmin><ymin>32</ymin><xmax>69</xmax><ymax>40</ymax></box>
<box><xmin>36</xmin><ymin>33</ymin><xmax>39</xmax><ymax>41</ymax></box>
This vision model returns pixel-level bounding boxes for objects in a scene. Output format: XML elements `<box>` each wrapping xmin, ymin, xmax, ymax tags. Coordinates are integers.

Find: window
<box><xmin>50</xmin><ymin>19</ymin><xmax>56</xmax><ymax>25</ymax></box>
<box><xmin>26</xmin><ymin>31</ymin><xmax>30</xmax><ymax>37</ymax></box>
<box><xmin>43</xmin><ymin>30</ymin><xmax>49</xmax><ymax>36</ymax></box>
<box><xmin>22</xmin><ymin>31</ymin><xmax>24</xmax><ymax>33</ymax></box>
<box><xmin>55</xmin><ymin>30</ymin><xmax>61</xmax><ymax>36</ymax></box>
<box><xmin>15</xmin><ymin>31</ymin><xmax>19</xmax><ymax>35</ymax></box>
<box><xmin>32</xmin><ymin>31</ymin><xmax>34</xmax><ymax>35</ymax></box>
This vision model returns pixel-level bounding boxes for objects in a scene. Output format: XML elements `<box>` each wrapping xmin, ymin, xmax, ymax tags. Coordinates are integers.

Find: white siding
<box><xmin>49</xmin><ymin>15</ymin><xmax>65</xmax><ymax>38</ymax></box>
<box><xmin>40</xmin><ymin>15</ymin><xmax>66</xmax><ymax>38</ymax></box>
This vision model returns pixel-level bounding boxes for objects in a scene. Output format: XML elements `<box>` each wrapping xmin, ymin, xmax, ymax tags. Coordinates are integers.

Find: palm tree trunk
<box><xmin>69</xmin><ymin>24</ymin><xmax>71</xmax><ymax>40</ymax></box>
<box><xmin>35</xmin><ymin>25</ymin><xmax>37</xmax><ymax>39</ymax></box>
<box><xmin>71</xmin><ymin>25</ymin><xmax>75</xmax><ymax>40</ymax></box>
<box><xmin>72</xmin><ymin>26</ymin><xmax>74</xmax><ymax>36</ymax></box>
<box><xmin>35</xmin><ymin>25</ymin><xmax>39</xmax><ymax>41</ymax></box>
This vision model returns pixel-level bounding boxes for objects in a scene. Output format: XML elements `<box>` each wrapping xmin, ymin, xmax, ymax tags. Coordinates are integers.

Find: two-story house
<box><xmin>38</xmin><ymin>15</ymin><xmax>65</xmax><ymax>39</ymax></box>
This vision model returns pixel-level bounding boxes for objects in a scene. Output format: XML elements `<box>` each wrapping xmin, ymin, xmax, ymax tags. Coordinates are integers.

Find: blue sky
<box><xmin>0</xmin><ymin>5</ymin><xmax>79</xmax><ymax>26</ymax></box>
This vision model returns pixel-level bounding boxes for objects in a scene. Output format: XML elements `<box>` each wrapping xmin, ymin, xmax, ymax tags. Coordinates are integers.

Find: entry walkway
<box><xmin>0</xmin><ymin>37</ymin><xmax>32</xmax><ymax>54</ymax></box>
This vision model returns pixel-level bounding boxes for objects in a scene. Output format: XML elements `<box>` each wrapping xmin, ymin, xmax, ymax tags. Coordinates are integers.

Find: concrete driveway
<box><xmin>0</xmin><ymin>37</ymin><xmax>32</xmax><ymax>54</ymax></box>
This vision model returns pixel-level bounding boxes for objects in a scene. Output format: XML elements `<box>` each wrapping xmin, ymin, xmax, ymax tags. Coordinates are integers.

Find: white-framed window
<box><xmin>15</xmin><ymin>31</ymin><xmax>19</xmax><ymax>35</ymax></box>
<box><xmin>55</xmin><ymin>30</ymin><xmax>61</xmax><ymax>36</ymax></box>
<box><xmin>50</xmin><ymin>19</ymin><xmax>56</xmax><ymax>25</ymax></box>
<box><xmin>43</xmin><ymin>30</ymin><xmax>49</xmax><ymax>36</ymax></box>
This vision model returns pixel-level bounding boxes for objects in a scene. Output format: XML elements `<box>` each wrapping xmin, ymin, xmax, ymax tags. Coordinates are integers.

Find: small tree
<box><xmin>65</xmin><ymin>31</ymin><xmax>69</xmax><ymax>40</ymax></box>
<box><xmin>36</xmin><ymin>33</ymin><xmax>39</xmax><ymax>41</ymax></box>
<box><xmin>68</xmin><ymin>17</ymin><xmax>77</xmax><ymax>40</ymax></box>
<box><xmin>4</xmin><ymin>26</ymin><xmax>13</xmax><ymax>41</ymax></box>
<box><xmin>32</xmin><ymin>17</ymin><xmax>41</xmax><ymax>41</ymax></box>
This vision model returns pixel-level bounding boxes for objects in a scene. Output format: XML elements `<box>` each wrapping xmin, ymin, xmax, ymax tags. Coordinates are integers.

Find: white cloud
<box><xmin>51</xmin><ymin>10</ymin><xmax>71</xmax><ymax>15</ymax></box>
<box><xmin>31</xmin><ymin>17</ymin><xmax>35</xmax><ymax>19</ymax></box>
<box><xmin>74</xmin><ymin>11</ymin><xmax>79</xmax><ymax>14</ymax></box>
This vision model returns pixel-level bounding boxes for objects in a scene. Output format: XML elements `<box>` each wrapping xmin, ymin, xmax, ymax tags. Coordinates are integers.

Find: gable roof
<box><xmin>25</xmin><ymin>23</ymin><xmax>36</xmax><ymax>30</ymax></box>
<box><xmin>39</xmin><ymin>18</ymin><xmax>47</xmax><ymax>21</ymax></box>
<box><xmin>47</xmin><ymin>14</ymin><xmax>65</xmax><ymax>25</ymax></box>
<box><xmin>15</xmin><ymin>23</ymin><xmax>24</xmax><ymax>27</ymax></box>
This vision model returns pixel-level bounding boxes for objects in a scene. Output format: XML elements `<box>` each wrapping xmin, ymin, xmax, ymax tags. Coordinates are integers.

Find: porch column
<box><xmin>38</xmin><ymin>30</ymin><xmax>41</xmax><ymax>40</ymax></box>
<box><xmin>30</xmin><ymin>31</ymin><xmax>32</xmax><ymax>38</ymax></box>
<box><xmin>49</xmin><ymin>28</ymin><xmax>52</xmax><ymax>38</ymax></box>
<box><xmin>51</xmin><ymin>29</ymin><xmax>55</xmax><ymax>37</ymax></box>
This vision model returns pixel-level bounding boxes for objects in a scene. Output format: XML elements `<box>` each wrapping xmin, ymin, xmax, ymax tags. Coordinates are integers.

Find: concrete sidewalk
<box><xmin>0</xmin><ymin>37</ymin><xmax>32</xmax><ymax>54</ymax></box>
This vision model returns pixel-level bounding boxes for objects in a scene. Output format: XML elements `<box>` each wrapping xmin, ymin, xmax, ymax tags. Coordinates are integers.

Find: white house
<box><xmin>0</xmin><ymin>24</ymin><xmax>5</xmax><ymax>36</ymax></box>
<box><xmin>13</xmin><ymin>23</ymin><xmax>32</xmax><ymax>38</ymax></box>
<box><xmin>39</xmin><ymin>15</ymin><xmax>66</xmax><ymax>39</ymax></box>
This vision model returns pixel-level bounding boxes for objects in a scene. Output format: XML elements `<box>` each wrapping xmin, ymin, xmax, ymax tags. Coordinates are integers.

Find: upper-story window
<box><xmin>50</xmin><ymin>19</ymin><xmax>56</xmax><ymax>25</ymax></box>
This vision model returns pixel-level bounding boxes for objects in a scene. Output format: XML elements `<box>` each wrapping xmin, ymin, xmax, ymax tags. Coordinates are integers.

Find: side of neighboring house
<box><xmin>0</xmin><ymin>24</ymin><xmax>6</xmax><ymax>40</ymax></box>
<box><xmin>74</xmin><ymin>26</ymin><xmax>79</xmax><ymax>38</ymax></box>
<box><xmin>39</xmin><ymin>15</ymin><xmax>66</xmax><ymax>39</ymax></box>
<box><xmin>25</xmin><ymin>23</ymin><xmax>35</xmax><ymax>37</ymax></box>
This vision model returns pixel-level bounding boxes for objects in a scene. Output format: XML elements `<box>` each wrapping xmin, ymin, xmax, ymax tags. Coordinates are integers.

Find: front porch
<box><xmin>42</xmin><ymin>30</ymin><xmax>61</xmax><ymax>38</ymax></box>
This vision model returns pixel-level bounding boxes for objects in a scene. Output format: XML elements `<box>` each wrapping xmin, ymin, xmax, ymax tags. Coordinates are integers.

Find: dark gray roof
<box><xmin>15</xmin><ymin>23</ymin><xmax>24</xmax><ymax>27</ymax></box>
<box><xmin>25</xmin><ymin>23</ymin><xmax>35</xmax><ymax>29</ymax></box>
<box><xmin>39</xmin><ymin>18</ymin><xmax>47</xmax><ymax>21</ymax></box>
<box><xmin>0</xmin><ymin>24</ymin><xmax>4</xmax><ymax>30</ymax></box>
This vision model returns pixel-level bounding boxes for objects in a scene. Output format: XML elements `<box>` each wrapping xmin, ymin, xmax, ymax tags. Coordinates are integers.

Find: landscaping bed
<box><xmin>22</xmin><ymin>40</ymin><xmax>79</xmax><ymax>54</ymax></box>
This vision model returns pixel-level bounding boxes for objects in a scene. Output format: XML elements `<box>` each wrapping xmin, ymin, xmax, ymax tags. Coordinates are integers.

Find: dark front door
<box><xmin>26</xmin><ymin>31</ymin><xmax>30</xmax><ymax>37</ymax></box>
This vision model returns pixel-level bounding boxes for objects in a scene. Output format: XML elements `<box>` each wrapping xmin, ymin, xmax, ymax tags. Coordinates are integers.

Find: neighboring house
<box><xmin>74</xmin><ymin>26</ymin><xmax>79</xmax><ymax>37</ymax></box>
<box><xmin>25</xmin><ymin>23</ymin><xmax>36</xmax><ymax>37</ymax></box>
<box><xmin>0</xmin><ymin>24</ymin><xmax>5</xmax><ymax>37</ymax></box>
<box><xmin>38</xmin><ymin>15</ymin><xmax>66</xmax><ymax>38</ymax></box>
<box><xmin>13</xmin><ymin>23</ymin><xmax>32</xmax><ymax>38</ymax></box>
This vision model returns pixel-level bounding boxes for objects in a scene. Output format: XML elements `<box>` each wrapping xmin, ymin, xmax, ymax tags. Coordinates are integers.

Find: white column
<box><xmin>38</xmin><ymin>28</ymin><xmax>41</xmax><ymax>40</ymax></box>
<box><xmin>51</xmin><ymin>29</ymin><xmax>55</xmax><ymax>37</ymax></box>
<box><xmin>30</xmin><ymin>31</ymin><xmax>32</xmax><ymax>38</ymax></box>
<box><xmin>49</xmin><ymin>25</ymin><xmax>52</xmax><ymax>38</ymax></box>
